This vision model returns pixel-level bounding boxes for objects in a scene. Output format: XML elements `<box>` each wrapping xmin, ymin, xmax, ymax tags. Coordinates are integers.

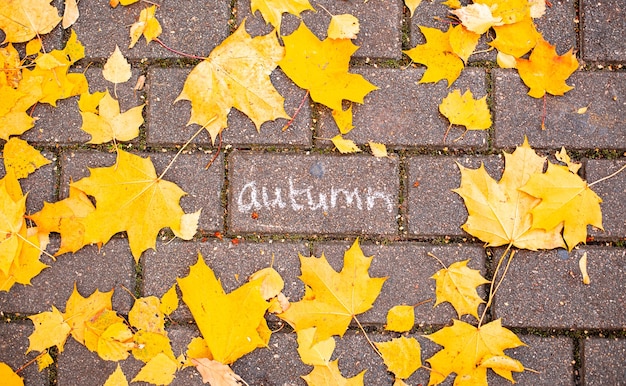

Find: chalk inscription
<box><xmin>237</xmin><ymin>178</ymin><xmax>394</xmax><ymax>213</ymax></box>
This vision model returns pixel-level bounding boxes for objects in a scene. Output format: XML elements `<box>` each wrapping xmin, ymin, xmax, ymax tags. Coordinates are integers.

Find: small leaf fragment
<box><xmin>331</xmin><ymin>135</ymin><xmax>361</xmax><ymax>154</ymax></box>
<box><xmin>103</xmin><ymin>364</ymin><xmax>128</xmax><ymax>386</ymax></box>
<box><xmin>0</xmin><ymin>362</ymin><xmax>23</xmax><ymax>386</ymax></box>
<box><xmin>332</xmin><ymin>106</ymin><xmax>354</xmax><ymax>134</ymax></box>
<box><xmin>160</xmin><ymin>284</ymin><xmax>179</xmax><ymax>316</ymax></box>
<box><xmin>296</xmin><ymin>327</ymin><xmax>335</xmax><ymax>366</ymax></box>
<box><xmin>405</xmin><ymin>0</ymin><xmax>422</xmax><ymax>17</ymax></box>
<box><xmin>131</xmin><ymin>353</ymin><xmax>178</xmax><ymax>385</ymax></box>
<box><xmin>328</xmin><ymin>14</ymin><xmax>360</xmax><ymax>40</ymax></box>
<box><xmin>579</xmin><ymin>252</ymin><xmax>590</xmax><ymax>285</ymax></box>
<box><xmin>62</xmin><ymin>0</ymin><xmax>80</xmax><ymax>29</ymax></box>
<box><xmin>368</xmin><ymin>142</ymin><xmax>388</xmax><ymax>158</ymax></box>
<box><xmin>555</xmin><ymin>147</ymin><xmax>581</xmax><ymax>174</ymax></box>
<box><xmin>431</xmin><ymin>259</ymin><xmax>490</xmax><ymax>319</ymax></box>
<box><xmin>102</xmin><ymin>46</ymin><xmax>132</xmax><ymax>84</ymax></box>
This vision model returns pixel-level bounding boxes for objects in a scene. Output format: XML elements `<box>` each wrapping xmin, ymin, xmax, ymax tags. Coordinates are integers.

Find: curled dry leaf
<box><xmin>579</xmin><ymin>252</ymin><xmax>590</xmax><ymax>285</ymax></box>
<box><xmin>192</xmin><ymin>358</ymin><xmax>245</xmax><ymax>386</ymax></box>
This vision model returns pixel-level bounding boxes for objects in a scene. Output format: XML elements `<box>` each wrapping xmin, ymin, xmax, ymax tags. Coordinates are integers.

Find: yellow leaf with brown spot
<box><xmin>176</xmin><ymin>21</ymin><xmax>288</xmax><ymax>144</ymax></box>
<box><xmin>129</xmin><ymin>296</ymin><xmax>165</xmax><ymax>333</ymax></box>
<box><xmin>3</xmin><ymin>137</ymin><xmax>51</xmax><ymax>179</ymax></box>
<box><xmin>0</xmin><ymin>44</ymin><xmax>21</xmax><ymax>87</ymax></box>
<box><xmin>0</xmin><ymin>0</ymin><xmax>61</xmax><ymax>43</ymax></box>
<box><xmin>0</xmin><ymin>177</ymin><xmax>26</xmax><ymax>275</ymax></box>
<box><xmin>404</xmin><ymin>26</ymin><xmax>464</xmax><ymax>86</ymax></box>
<box><xmin>516</xmin><ymin>37</ymin><xmax>579</xmax><ymax>98</ymax></box>
<box><xmin>328</xmin><ymin>14</ymin><xmax>360</xmax><ymax>40</ymax></box>
<box><xmin>280</xmin><ymin>22</ymin><xmax>378</xmax><ymax>111</ymax></box>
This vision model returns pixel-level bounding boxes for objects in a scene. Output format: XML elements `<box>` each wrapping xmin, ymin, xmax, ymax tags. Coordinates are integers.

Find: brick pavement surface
<box><xmin>1</xmin><ymin>1</ymin><xmax>625</xmax><ymax>385</ymax></box>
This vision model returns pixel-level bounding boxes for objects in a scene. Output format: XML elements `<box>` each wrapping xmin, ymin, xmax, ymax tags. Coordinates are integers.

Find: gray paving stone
<box><xmin>581</xmin><ymin>0</ymin><xmax>626</xmax><ymax>62</ymax></box>
<box><xmin>72</xmin><ymin>1</ymin><xmax>230</xmax><ymax>60</ymax></box>
<box><xmin>0</xmin><ymin>237</ymin><xmax>134</xmax><ymax>314</ymax></box>
<box><xmin>146</xmin><ymin>67</ymin><xmax>312</xmax><ymax>147</ymax></box>
<box><xmin>228</xmin><ymin>152</ymin><xmax>399</xmax><ymax>235</ymax></box>
<box><xmin>312</xmin><ymin>241</ymin><xmax>488</xmax><ymax>325</ymax></box>
<box><xmin>142</xmin><ymin>240</ymin><xmax>310</xmax><ymax>320</ymax></box>
<box><xmin>492</xmin><ymin>246</ymin><xmax>626</xmax><ymax>329</ymax></box>
<box><xmin>237</xmin><ymin>0</ymin><xmax>403</xmax><ymax>59</ymax></box>
<box><xmin>493</xmin><ymin>69</ymin><xmax>626</xmax><ymax>150</ymax></box>
<box><xmin>406</xmin><ymin>155</ymin><xmax>503</xmax><ymax>237</ymax></box>
<box><xmin>0</xmin><ymin>321</ymin><xmax>48</xmax><ymax>386</ymax></box>
<box><xmin>57</xmin><ymin>338</ymin><xmax>144</xmax><ymax>386</ymax></box>
<box><xmin>583</xmin><ymin>337</ymin><xmax>626</xmax><ymax>385</ymax></box>
<box><xmin>409</xmin><ymin>0</ymin><xmax>577</xmax><ymax>63</ymax></box>
<box><xmin>0</xmin><ymin>150</ymin><xmax>56</xmax><ymax>214</ymax></box>
<box><xmin>586</xmin><ymin>159</ymin><xmax>626</xmax><ymax>239</ymax></box>
<box><xmin>23</xmin><ymin>66</ymin><xmax>144</xmax><ymax>145</ymax></box>
<box><xmin>59</xmin><ymin>150</ymin><xmax>223</xmax><ymax>232</ymax></box>
<box><xmin>316</xmin><ymin>67</ymin><xmax>489</xmax><ymax>149</ymax></box>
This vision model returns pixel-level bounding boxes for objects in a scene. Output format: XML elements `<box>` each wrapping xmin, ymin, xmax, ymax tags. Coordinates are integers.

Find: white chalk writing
<box><xmin>237</xmin><ymin>178</ymin><xmax>393</xmax><ymax>213</ymax></box>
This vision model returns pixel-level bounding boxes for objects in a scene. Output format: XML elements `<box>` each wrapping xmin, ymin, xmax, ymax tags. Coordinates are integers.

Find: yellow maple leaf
<box><xmin>439</xmin><ymin>89</ymin><xmax>491</xmax><ymax>132</ymax></box>
<box><xmin>431</xmin><ymin>260</ymin><xmax>490</xmax><ymax>319</ymax></box>
<box><xmin>516</xmin><ymin>37</ymin><xmax>579</xmax><ymax>98</ymax></box>
<box><xmin>490</xmin><ymin>17</ymin><xmax>541</xmax><ymax>58</ymax></box>
<box><xmin>302</xmin><ymin>359</ymin><xmax>365</xmax><ymax>386</ymax></box>
<box><xmin>27</xmin><ymin>305</ymin><xmax>71</xmax><ymax>353</ymax></box>
<box><xmin>250</xmin><ymin>0</ymin><xmax>314</xmax><ymax>30</ymax></box>
<box><xmin>475</xmin><ymin>0</ymin><xmax>531</xmax><ymax>25</ymax></box>
<box><xmin>103</xmin><ymin>46</ymin><xmax>132</xmax><ymax>84</ymax></box>
<box><xmin>104</xmin><ymin>364</ymin><xmax>128</xmax><ymax>386</ymax></box>
<box><xmin>3</xmin><ymin>137</ymin><xmax>51</xmax><ymax>179</ymax></box>
<box><xmin>79</xmin><ymin>90</ymin><xmax>144</xmax><ymax>144</ymax></box>
<box><xmin>0</xmin><ymin>86</ymin><xmax>37</xmax><ymax>140</ymax></box>
<box><xmin>0</xmin><ymin>362</ymin><xmax>23</xmax><ymax>386</ymax></box>
<box><xmin>278</xmin><ymin>239</ymin><xmax>387</xmax><ymax>344</ymax></box>
<box><xmin>132</xmin><ymin>330</ymin><xmax>175</xmax><ymax>363</ymax></box>
<box><xmin>0</xmin><ymin>225</ymin><xmax>49</xmax><ymax>291</ymax></box>
<box><xmin>520</xmin><ymin>162</ymin><xmax>603</xmax><ymax>250</ymax></box>
<box><xmin>404</xmin><ymin>26</ymin><xmax>464</xmax><ymax>86</ymax></box>
<box><xmin>425</xmin><ymin>319</ymin><xmax>524</xmax><ymax>385</ymax></box>
<box><xmin>63</xmin><ymin>284</ymin><xmax>113</xmax><ymax>345</ymax></box>
<box><xmin>176</xmin><ymin>21</ymin><xmax>288</xmax><ymax>144</ymax></box>
<box><xmin>84</xmin><ymin>310</ymin><xmax>134</xmax><ymax>361</ymax></box>
<box><xmin>328</xmin><ymin>14</ymin><xmax>360</xmax><ymax>40</ymax></box>
<box><xmin>331</xmin><ymin>134</ymin><xmax>361</xmax><ymax>154</ymax></box>
<box><xmin>177</xmin><ymin>254</ymin><xmax>271</xmax><ymax>364</ymax></box>
<box><xmin>280</xmin><ymin>22</ymin><xmax>378</xmax><ymax>111</ymax></box>
<box><xmin>375</xmin><ymin>336</ymin><xmax>422</xmax><ymax>380</ymax></box>
<box><xmin>0</xmin><ymin>0</ymin><xmax>62</xmax><ymax>43</ymax></box>
<box><xmin>129</xmin><ymin>5</ymin><xmax>162</xmax><ymax>48</ymax></box>
<box><xmin>449</xmin><ymin>25</ymin><xmax>480</xmax><ymax>63</ymax></box>
<box><xmin>0</xmin><ymin>176</ymin><xmax>26</xmax><ymax>275</ymax></box>
<box><xmin>29</xmin><ymin>186</ymin><xmax>95</xmax><ymax>256</ymax></box>
<box><xmin>296</xmin><ymin>327</ymin><xmax>336</xmax><ymax>366</ymax></box>
<box><xmin>131</xmin><ymin>353</ymin><xmax>178</xmax><ymax>384</ymax></box>
<box><xmin>129</xmin><ymin>296</ymin><xmax>165</xmax><ymax>334</ymax></box>
<box><xmin>192</xmin><ymin>357</ymin><xmax>245</xmax><ymax>386</ymax></box>
<box><xmin>385</xmin><ymin>304</ymin><xmax>415</xmax><ymax>332</ymax></box>
<box><xmin>78</xmin><ymin>90</ymin><xmax>105</xmax><ymax>113</ymax></box>
<box><xmin>70</xmin><ymin>150</ymin><xmax>200</xmax><ymax>260</ymax></box>
<box><xmin>453</xmin><ymin>138</ymin><xmax>566</xmax><ymax>250</ymax></box>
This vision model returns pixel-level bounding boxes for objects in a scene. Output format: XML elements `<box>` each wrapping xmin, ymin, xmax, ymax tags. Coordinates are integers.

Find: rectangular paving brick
<box><xmin>312</xmin><ymin>242</ymin><xmax>488</xmax><ymax>326</ymax></box>
<box><xmin>146</xmin><ymin>67</ymin><xmax>312</xmax><ymax>147</ymax></box>
<box><xmin>581</xmin><ymin>0</ymin><xmax>626</xmax><ymax>62</ymax></box>
<box><xmin>0</xmin><ymin>150</ymin><xmax>57</xmax><ymax>214</ymax></box>
<box><xmin>0</xmin><ymin>322</ymin><xmax>48</xmax><ymax>386</ymax></box>
<box><xmin>59</xmin><ymin>150</ymin><xmax>223</xmax><ymax>232</ymax></box>
<box><xmin>237</xmin><ymin>0</ymin><xmax>403</xmax><ymax>59</ymax></box>
<box><xmin>494</xmin><ymin>70</ymin><xmax>626</xmax><ymax>150</ymax></box>
<box><xmin>142</xmin><ymin>240</ymin><xmax>310</xmax><ymax>320</ymax></box>
<box><xmin>409</xmin><ymin>0</ymin><xmax>577</xmax><ymax>63</ymax></box>
<box><xmin>0</xmin><ymin>238</ymin><xmax>135</xmax><ymax>314</ymax></box>
<box><xmin>586</xmin><ymin>159</ymin><xmax>626</xmax><ymax>239</ymax></box>
<box><xmin>583</xmin><ymin>337</ymin><xmax>626</xmax><ymax>385</ymax></box>
<box><xmin>492</xmin><ymin>246</ymin><xmax>626</xmax><ymax>329</ymax></box>
<box><xmin>228</xmin><ymin>152</ymin><xmax>399</xmax><ymax>235</ymax></box>
<box><xmin>316</xmin><ymin>68</ymin><xmax>489</xmax><ymax>149</ymax></box>
<box><xmin>406</xmin><ymin>155</ymin><xmax>503</xmax><ymax>237</ymax></box>
<box><xmin>72</xmin><ymin>1</ymin><xmax>230</xmax><ymax>60</ymax></box>
<box><xmin>23</xmin><ymin>66</ymin><xmax>144</xmax><ymax>145</ymax></box>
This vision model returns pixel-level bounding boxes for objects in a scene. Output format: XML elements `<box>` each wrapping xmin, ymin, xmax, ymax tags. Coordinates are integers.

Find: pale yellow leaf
<box><xmin>328</xmin><ymin>14</ymin><xmax>360</xmax><ymax>40</ymax></box>
<box><xmin>405</xmin><ymin>0</ymin><xmax>422</xmax><ymax>17</ymax></box>
<box><xmin>62</xmin><ymin>0</ymin><xmax>79</xmax><ymax>29</ymax></box>
<box><xmin>368</xmin><ymin>142</ymin><xmax>388</xmax><ymax>158</ymax></box>
<box><xmin>331</xmin><ymin>135</ymin><xmax>361</xmax><ymax>154</ymax></box>
<box><xmin>579</xmin><ymin>252</ymin><xmax>590</xmax><ymax>285</ymax></box>
<box><xmin>496</xmin><ymin>51</ymin><xmax>517</xmax><ymax>69</ymax></box>
<box><xmin>102</xmin><ymin>46</ymin><xmax>131</xmax><ymax>84</ymax></box>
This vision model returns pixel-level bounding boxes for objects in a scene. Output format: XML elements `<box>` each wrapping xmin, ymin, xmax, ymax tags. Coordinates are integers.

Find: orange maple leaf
<box><xmin>516</xmin><ymin>37</ymin><xmax>578</xmax><ymax>98</ymax></box>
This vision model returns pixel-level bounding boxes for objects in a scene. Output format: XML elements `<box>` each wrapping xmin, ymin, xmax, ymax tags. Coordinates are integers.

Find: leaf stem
<box><xmin>478</xmin><ymin>244</ymin><xmax>514</xmax><ymax>327</ymax></box>
<box><xmin>282</xmin><ymin>90</ymin><xmax>309</xmax><ymax>131</ymax></box>
<box><xmin>15</xmin><ymin>350</ymin><xmax>48</xmax><ymax>374</ymax></box>
<box><xmin>153</xmin><ymin>38</ymin><xmax>207</xmax><ymax>60</ymax></box>
<box><xmin>205</xmin><ymin>131</ymin><xmax>222</xmax><ymax>169</ymax></box>
<box><xmin>588</xmin><ymin>163</ymin><xmax>626</xmax><ymax>187</ymax></box>
<box><xmin>158</xmin><ymin>122</ymin><xmax>211</xmax><ymax>180</ymax></box>
<box><xmin>427</xmin><ymin>252</ymin><xmax>447</xmax><ymax>270</ymax></box>
<box><xmin>353</xmin><ymin>316</ymin><xmax>382</xmax><ymax>358</ymax></box>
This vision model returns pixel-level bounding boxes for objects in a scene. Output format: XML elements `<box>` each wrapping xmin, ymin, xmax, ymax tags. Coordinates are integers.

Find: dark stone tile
<box><xmin>583</xmin><ymin>337</ymin><xmax>626</xmax><ymax>385</ymax></box>
<box><xmin>586</xmin><ymin>159</ymin><xmax>626</xmax><ymax>239</ymax></box>
<box><xmin>581</xmin><ymin>0</ymin><xmax>626</xmax><ymax>62</ymax></box>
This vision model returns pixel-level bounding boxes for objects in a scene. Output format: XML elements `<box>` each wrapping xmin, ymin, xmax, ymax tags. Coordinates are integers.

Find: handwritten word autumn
<box><xmin>236</xmin><ymin>178</ymin><xmax>394</xmax><ymax>213</ymax></box>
